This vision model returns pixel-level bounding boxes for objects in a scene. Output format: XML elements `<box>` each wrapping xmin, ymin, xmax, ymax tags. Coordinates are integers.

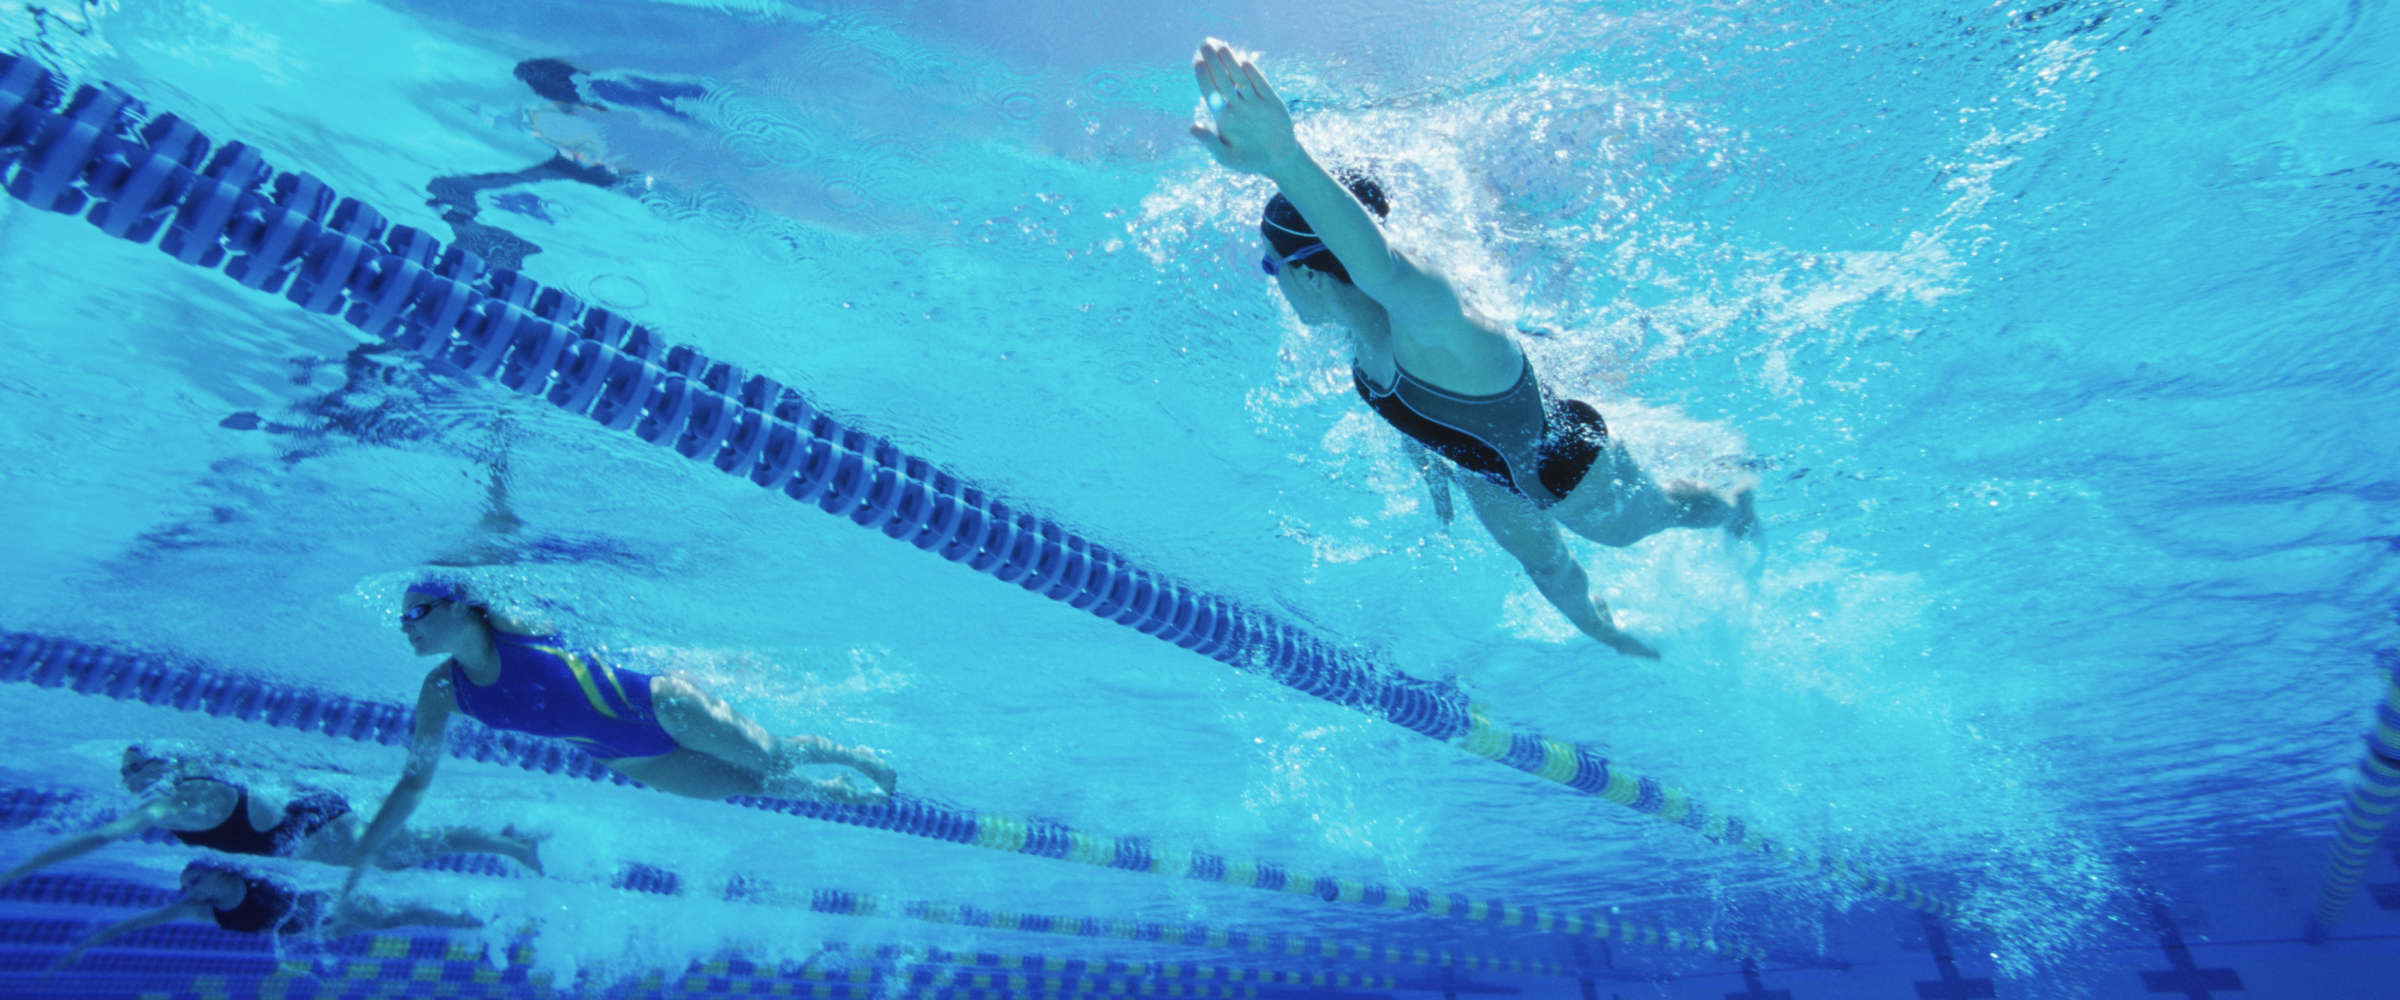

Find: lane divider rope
<box><xmin>0</xmin><ymin>631</ymin><xmax>1767</xmax><ymax>964</ymax></box>
<box><xmin>0</xmin><ymin>872</ymin><xmax>1527</xmax><ymax>997</ymax></box>
<box><xmin>2309</xmin><ymin>650</ymin><xmax>2400</xmax><ymax>932</ymax></box>
<box><xmin>0</xmin><ymin>833</ymin><xmax>1569</xmax><ymax>983</ymax></box>
<box><xmin>0</xmin><ymin>49</ymin><xmax>1958</xmax><ymax>921</ymax></box>
<box><xmin>0</xmin><ymin>917</ymin><xmax>1267</xmax><ymax>1000</ymax></box>
<box><xmin>0</xmin><ymin>870</ymin><xmax>1476</xmax><ymax>993</ymax></box>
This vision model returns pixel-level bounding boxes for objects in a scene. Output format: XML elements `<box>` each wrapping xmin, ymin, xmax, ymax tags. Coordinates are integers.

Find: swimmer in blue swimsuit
<box><xmin>350</xmin><ymin>581</ymin><xmax>897</xmax><ymax>889</ymax></box>
<box><xmin>0</xmin><ymin>746</ymin><xmax>540</xmax><ymax>889</ymax></box>
<box><xmin>1191</xmin><ymin>40</ymin><xmax>1755</xmax><ymax>658</ymax></box>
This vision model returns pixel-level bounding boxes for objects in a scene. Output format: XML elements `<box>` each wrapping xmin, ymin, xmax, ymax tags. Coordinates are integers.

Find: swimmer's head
<box><xmin>1258</xmin><ymin>173</ymin><xmax>1389</xmax><ymax>286</ymax></box>
<box><xmin>400</xmin><ymin>579</ymin><xmax>494</xmax><ymax>657</ymax></box>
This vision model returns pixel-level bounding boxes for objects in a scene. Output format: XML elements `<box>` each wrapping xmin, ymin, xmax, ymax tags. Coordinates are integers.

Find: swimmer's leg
<box><xmin>1662</xmin><ymin>481</ymin><xmax>1737</xmax><ymax>529</ymax></box>
<box><xmin>325</xmin><ymin>895</ymin><xmax>480</xmax><ymax>937</ymax></box>
<box><xmin>1460</xmin><ymin>477</ymin><xmax>1660</xmax><ymax>660</ymax></box>
<box><xmin>296</xmin><ymin>816</ymin><xmax>543</xmax><ymax>874</ymax></box>
<box><xmin>649</xmin><ymin>674</ymin><xmax>780</xmax><ymax>772</ymax></box>
<box><xmin>604</xmin><ymin>748</ymin><xmax>767</xmax><ymax>800</ymax></box>
<box><xmin>411</xmin><ymin>826</ymin><xmax>544</xmax><ymax>875</ymax></box>
<box><xmin>647</xmin><ymin>676</ymin><xmax>893</xmax><ymax>803</ymax></box>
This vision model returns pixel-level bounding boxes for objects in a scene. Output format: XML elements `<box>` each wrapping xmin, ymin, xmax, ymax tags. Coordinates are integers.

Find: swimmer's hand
<box><xmin>1602</xmin><ymin>633</ymin><xmax>1661</xmax><ymax>660</ymax></box>
<box><xmin>1403</xmin><ymin>440</ymin><xmax>1455</xmax><ymax>530</ymax></box>
<box><xmin>336</xmin><ymin>864</ymin><xmax>368</xmax><ymax>912</ymax></box>
<box><xmin>1189</xmin><ymin>39</ymin><xmax>1301</xmax><ymax>176</ymax></box>
<box><xmin>1589</xmin><ymin>621</ymin><xmax>1661</xmax><ymax>660</ymax></box>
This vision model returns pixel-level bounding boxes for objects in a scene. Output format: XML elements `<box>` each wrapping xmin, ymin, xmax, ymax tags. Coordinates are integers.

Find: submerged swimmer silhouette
<box><xmin>426</xmin><ymin>58</ymin><xmax>705</xmax><ymax>270</ymax></box>
<box><xmin>0</xmin><ymin>745</ymin><xmax>538</xmax><ymax>890</ymax></box>
<box><xmin>53</xmin><ymin>860</ymin><xmax>478</xmax><ymax>968</ymax></box>
<box><xmin>1189</xmin><ymin>39</ymin><xmax>1754</xmax><ymax>658</ymax></box>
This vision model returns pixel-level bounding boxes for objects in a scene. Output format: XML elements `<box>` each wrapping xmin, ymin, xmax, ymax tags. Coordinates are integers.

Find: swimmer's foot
<box><xmin>1727</xmin><ymin>488</ymin><xmax>1759</xmax><ymax>540</ymax></box>
<box><xmin>845</xmin><ymin>746</ymin><xmax>898</xmax><ymax>796</ymax></box>
<box><xmin>499</xmin><ymin>825</ymin><xmax>546</xmax><ymax>876</ymax></box>
<box><xmin>1580</xmin><ymin>613</ymin><xmax>1661</xmax><ymax>660</ymax></box>
<box><xmin>1597</xmin><ymin>631</ymin><xmax>1662</xmax><ymax>660</ymax></box>
<box><xmin>779</xmin><ymin>735</ymin><xmax>897</xmax><ymax>795</ymax></box>
<box><xmin>764</xmin><ymin>773</ymin><xmax>890</xmax><ymax>806</ymax></box>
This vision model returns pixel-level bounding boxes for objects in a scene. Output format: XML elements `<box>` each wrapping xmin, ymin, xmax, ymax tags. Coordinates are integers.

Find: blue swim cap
<box><xmin>405</xmin><ymin>580</ymin><xmax>486</xmax><ymax>608</ymax></box>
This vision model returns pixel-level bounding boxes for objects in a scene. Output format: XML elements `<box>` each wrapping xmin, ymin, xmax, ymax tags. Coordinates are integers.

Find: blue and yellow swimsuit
<box><xmin>449</xmin><ymin>632</ymin><xmax>682</xmax><ymax>760</ymax></box>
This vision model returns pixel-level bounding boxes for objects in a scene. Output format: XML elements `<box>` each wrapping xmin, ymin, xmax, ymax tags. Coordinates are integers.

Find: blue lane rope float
<box><xmin>0</xmin><ymin>50</ymin><xmax>1957</xmax><ymax>921</ymax></box>
<box><xmin>1</xmin><ymin>887</ymin><xmax>1499</xmax><ymax>1000</ymax></box>
<box><xmin>2309</xmin><ymin>651</ymin><xmax>2400</xmax><ymax>932</ymax></box>
<box><xmin>0</xmin><ymin>634</ymin><xmax>1771</xmax><ymax>966</ymax></box>
<box><xmin>0</xmin><ymin>873</ymin><xmax>1421</xmax><ymax>996</ymax></box>
<box><xmin>0</xmin><ymin>788</ymin><xmax>1733</xmax><ymax>978</ymax></box>
<box><xmin>0</xmin><ymin>868</ymin><xmax>1517</xmax><ymax>994</ymax></box>
<box><xmin>752</xmin><ymin>881</ymin><xmax>1601</xmax><ymax>976</ymax></box>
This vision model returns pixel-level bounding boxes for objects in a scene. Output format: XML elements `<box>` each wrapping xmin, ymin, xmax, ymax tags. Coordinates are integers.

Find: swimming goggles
<box><xmin>401</xmin><ymin>600</ymin><xmax>449</xmax><ymax>622</ymax></box>
<box><xmin>1260</xmin><ymin>242</ymin><xmax>1329</xmax><ymax>276</ymax></box>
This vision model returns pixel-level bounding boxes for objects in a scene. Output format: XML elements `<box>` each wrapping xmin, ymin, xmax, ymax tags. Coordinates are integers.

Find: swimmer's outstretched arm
<box><xmin>1189</xmin><ymin>39</ymin><xmax>1468</xmax><ymax>326</ymax></box>
<box><xmin>50</xmin><ymin>896</ymin><xmax>215</xmax><ymax>970</ymax></box>
<box><xmin>345</xmin><ymin>665</ymin><xmax>457</xmax><ymax>897</ymax></box>
<box><xmin>1401</xmin><ymin>439</ymin><xmax>1456</xmax><ymax>528</ymax></box>
<box><xmin>0</xmin><ymin>799</ymin><xmax>175</xmax><ymax>889</ymax></box>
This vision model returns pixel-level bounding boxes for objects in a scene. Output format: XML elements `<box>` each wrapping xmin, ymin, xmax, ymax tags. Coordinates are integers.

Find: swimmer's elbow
<box><xmin>1344</xmin><ymin>249</ymin><xmax>1411</xmax><ymax>298</ymax></box>
<box><xmin>1357</xmin><ymin>256</ymin><xmax>1460</xmax><ymax>317</ymax></box>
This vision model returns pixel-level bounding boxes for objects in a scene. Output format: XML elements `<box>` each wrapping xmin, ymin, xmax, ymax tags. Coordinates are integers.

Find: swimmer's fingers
<box><xmin>1197</xmin><ymin>39</ymin><xmax>1269</xmax><ymax>106</ymax></box>
<box><xmin>1239</xmin><ymin>58</ymin><xmax>1281</xmax><ymax>108</ymax></box>
<box><xmin>1192</xmin><ymin>53</ymin><xmax>1219</xmax><ymax>103</ymax></box>
<box><xmin>1186</xmin><ymin>49</ymin><xmax>1237</xmax><ymax>155</ymax></box>
<box><xmin>1193</xmin><ymin>42</ymin><xmax>1237</xmax><ymax>105</ymax></box>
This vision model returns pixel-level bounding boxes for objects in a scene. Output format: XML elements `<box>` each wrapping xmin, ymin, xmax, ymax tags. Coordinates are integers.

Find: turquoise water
<box><xmin>1</xmin><ymin>0</ymin><xmax>2396</xmax><ymax>997</ymax></box>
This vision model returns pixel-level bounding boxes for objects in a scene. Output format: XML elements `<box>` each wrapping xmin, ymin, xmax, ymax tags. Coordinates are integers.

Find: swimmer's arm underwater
<box><xmin>0</xmin><ymin>799</ymin><xmax>177</xmax><ymax>888</ymax></box>
<box><xmin>1402</xmin><ymin>439</ymin><xmax>1455</xmax><ymax>528</ymax></box>
<box><xmin>345</xmin><ymin>665</ymin><xmax>457</xmax><ymax>897</ymax></box>
<box><xmin>50</xmin><ymin>896</ymin><xmax>217</xmax><ymax>970</ymax></box>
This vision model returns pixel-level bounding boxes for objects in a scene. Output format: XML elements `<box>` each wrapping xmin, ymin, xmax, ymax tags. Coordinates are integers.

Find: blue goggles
<box><xmin>1260</xmin><ymin>242</ymin><xmax>1328</xmax><ymax>276</ymax></box>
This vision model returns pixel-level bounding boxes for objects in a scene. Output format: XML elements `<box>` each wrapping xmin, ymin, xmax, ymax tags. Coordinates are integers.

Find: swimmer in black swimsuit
<box><xmin>1190</xmin><ymin>40</ymin><xmax>1756</xmax><ymax>658</ymax></box>
<box><xmin>349</xmin><ymin>581</ymin><xmax>896</xmax><ymax>893</ymax></box>
<box><xmin>52</xmin><ymin>860</ymin><xmax>478</xmax><ymax>968</ymax></box>
<box><xmin>0</xmin><ymin>746</ymin><xmax>541</xmax><ymax>889</ymax></box>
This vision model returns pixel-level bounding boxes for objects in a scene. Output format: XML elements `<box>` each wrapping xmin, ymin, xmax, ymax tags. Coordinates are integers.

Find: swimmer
<box><xmin>0</xmin><ymin>745</ymin><xmax>541</xmax><ymax>889</ymax></box>
<box><xmin>52</xmin><ymin>860</ymin><xmax>478</xmax><ymax>968</ymax></box>
<box><xmin>350</xmin><ymin>581</ymin><xmax>896</xmax><ymax>887</ymax></box>
<box><xmin>1188</xmin><ymin>39</ymin><xmax>1756</xmax><ymax>658</ymax></box>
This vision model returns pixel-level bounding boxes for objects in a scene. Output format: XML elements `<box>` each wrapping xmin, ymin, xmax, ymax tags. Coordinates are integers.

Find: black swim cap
<box><xmin>1260</xmin><ymin>173</ymin><xmax>1390</xmax><ymax>286</ymax></box>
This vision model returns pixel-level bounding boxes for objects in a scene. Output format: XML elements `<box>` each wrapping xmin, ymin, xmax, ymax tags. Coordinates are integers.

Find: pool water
<box><xmin>1</xmin><ymin>0</ymin><xmax>2395</xmax><ymax>997</ymax></box>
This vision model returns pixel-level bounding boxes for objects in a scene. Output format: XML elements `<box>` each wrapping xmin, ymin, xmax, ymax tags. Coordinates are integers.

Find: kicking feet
<box><xmin>499</xmin><ymin>825</ymin><xmax>546</xmax><ymax>876</ymax></box>
<box><xmin>765</xmin><ymin>735</ymin><xmax>897</xmax><ymax>805</ymax></box>
<box><xmin>776</xmin><ymin>735</ymin><xmax>898</xmax><ymax>795</ymax></box>
<box><xmin>763</xmin><ymin>772</ymin><xmax>890</xmax><ymax>806</ymax></box>
<box><xmin>1727</xmin><ymin>488</ymin><xmax>1758</xmax><ymax>540</ymax></box>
